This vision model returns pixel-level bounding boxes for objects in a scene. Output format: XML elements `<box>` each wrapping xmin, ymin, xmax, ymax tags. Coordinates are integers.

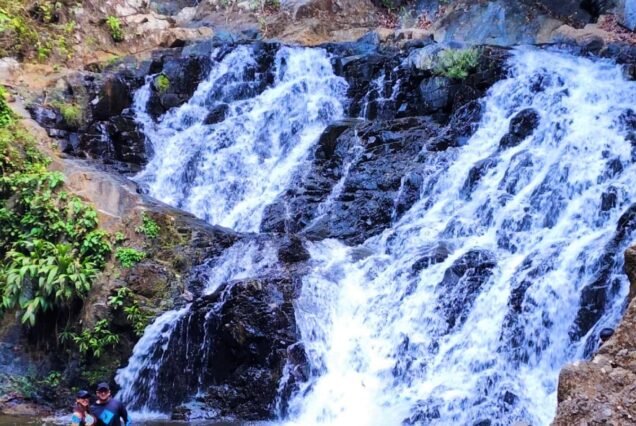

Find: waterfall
<box><xmin>283</xmin><ymin>48</ymin><xmax>636</xmax><ymax>425</ymax></box>
<box><xmin>132</xmin><ymin>44</ymin><xmax>347</xmax><ymax>232</ymax></box>
<box><xmin>115</xmin><ymin>44</ymin><xmax>346</xmax><ymax>413</ymax></box>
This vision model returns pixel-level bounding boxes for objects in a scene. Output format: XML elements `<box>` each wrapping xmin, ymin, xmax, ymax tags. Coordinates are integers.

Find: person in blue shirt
<box><xmin>90</xmin><ymin>382</ymin><xmax>131</xmax><ymax>426</ymax></box>
<box><xmin>70</xmin><ymin>390</ymin><xmax>95</xmax><ymax>426</ymax></box>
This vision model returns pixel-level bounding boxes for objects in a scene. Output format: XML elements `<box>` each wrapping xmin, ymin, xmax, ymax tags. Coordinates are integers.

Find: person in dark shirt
<box><xmin>90</xmin><ymin>382</ymin><xmax>131</xmax><ymax>426</ymax></box>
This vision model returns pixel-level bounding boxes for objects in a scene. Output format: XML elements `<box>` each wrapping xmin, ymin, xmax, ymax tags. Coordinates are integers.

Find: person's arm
<box><xmin>119</xmin><ymin>401</ymin><xmax>131</xmax><ymax>426</ymax></box>
<box><xmin>70</xmin><ymin>412</ymin><xmax>82</xmax><ymax>426</ymax></box>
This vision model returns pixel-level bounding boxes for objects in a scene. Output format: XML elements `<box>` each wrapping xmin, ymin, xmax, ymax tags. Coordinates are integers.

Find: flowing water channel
<box><xmin>116</xmin><ymin>44</ymin><xmax>636</xmax><ymax>425</ymax></box>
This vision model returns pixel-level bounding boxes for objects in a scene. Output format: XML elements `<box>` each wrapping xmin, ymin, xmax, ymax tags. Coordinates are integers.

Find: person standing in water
<box><xmin>70</xmin><ymin>390</ymin><xmax>95</xmax><ymax>426</ymax></box>
<box><xmin>91</xmin><ymin>382</ymin><xmax>131</xmax><ymax>426</ymax></box>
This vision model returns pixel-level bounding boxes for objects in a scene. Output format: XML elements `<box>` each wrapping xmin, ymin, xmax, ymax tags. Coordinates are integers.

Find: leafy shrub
<box><xmin>153</xmin><ymin>74</ymin><xmax>170</xmax><ymax>94</ymax></box>
<box><xmin>0</xmin><ymin>86</ymin><xmax>14</xmax><ymax>127</ymax></box>
<box><xmin>135</xmin><ymin>213</ymin><xmax>160</xmax><ymax>239</ymax></box>
<box><xmin>115</xmin><ymin>247</ymin><xmax>145</xmax><ymax>268</ymax></box>
<box><xmin>108</xmin><ymin>287</ymin><xmax>149</xmax><ymax>336</ymax></box>
<box><xmin>434</xmin><ymin>48</ymin><xmax>480</xmax><ymax>79</ymax></box>
<box><xmin>0</xmin><ymin>99</ymin><xmax>111</xmax><ymax>327</ymax></box>
<box><xmin>2</xmin><ymin>240</ymin><xmax>96</xmax><ymax>325</ymax></box>
<box><xmin>106</xmin><ymin>15</ymin><xmax>123</xmax><ymax>42</ymax></box>
<box><xmin>60</xmin><ymin>319</ymin><xmax>120</xmax><ymax>359</ymax></box>
<box><xmin>52</xmin><ymin>101</ymin><xmax>83</xmax><ymax>128</ymax></box>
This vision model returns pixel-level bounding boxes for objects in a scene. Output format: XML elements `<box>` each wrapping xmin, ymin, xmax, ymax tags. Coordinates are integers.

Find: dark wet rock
<box><xmin>93</xmin><ymin>76</ymin><xmax>133</xmax><ymax>121</ymax></box>
<box><xmin>203</xmin><ymin>104</ymin><xmax>230</xmax><ymax>125</ymax></box>
<box><xmin>128</xmin><ymin>275</ymin><xmax>302</xmax><ymax>420</ymax></box>
<box><xmin>420</xmin><ymin>76</ymin><xmax>452</xmax><ymax>112</ymax></box>
<box><xmin>262</xmin><ymin>117</ymin><xmax>440</xmax><ymax>245</ymax></box>
<box><xmin>411</xmin><ymin>242</ymin><xmax>453</xmax><ymax>274</ymax></box>
<box><xmin>435</xmin><ymin>249</ymin><xmax>497</xmax><ymax>332</ymax></box>
<box><xmin>278</xmin><ymin>236</ymin><xmax>311</xmax><ymax>264</ymax></box>
<box><xmin>461</xmin><ymin>157</ymin><xmax>499</xmax><ymax>199</ymax></box>
<box><xmin>146</xmin><ymin>55</ymin><xmax>211</xmax><ymax>118</ymax></box>
<box><xmin>447</xmin><ymin>100</ymin><xmax>483</xmax><ymax>141</ymax></box>
<box><xmin>108</xmin><ymin>115</ymin><xmax>148</xmax><ymax>165</ymax></box>
<box><xmin>499</xmin><ymin>108</ymin><xmax>540</xmax><ymax>149</ymax></box>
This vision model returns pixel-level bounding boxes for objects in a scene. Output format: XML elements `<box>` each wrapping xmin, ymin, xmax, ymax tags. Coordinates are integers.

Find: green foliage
<box><xmin>60</xmin><ymin>319</ymin><xmax>119</xmax><ymax>359</ymax></box>
<box><xmin>0</xmin><ymin>115</ymin><xmax>111</xmax><ymax>327</ymax></box>
<box><xmin>2</xmin><ymin>240</ymin><xmax>96</xmax><ymax>325</ymax></box>
<box><xmin>0</xmin><ymin>0</ymin><xmax>77</xmax><ymax>61</ymax></box>
<box><xmin>52</xmin><ymin>101</ymin><xmax>83</xmax><ymax>128</ymax></box>
<box><xmin>108</xmin><ymin>287</ymin><xmax>149</xmax><ymax>336</ymax></box>
<box><xmin>115</xmin><ymin>247</ymin><xmax>145</xmax><ymax>268</ymax></box>
<box><xmin>0</xmin><ymin>86</ymin><xmax>14</xmax><ymax>128</ymax></box>
<box><xmin>106</xmin><ymin>15</ymin><xmax>124</xmax><ymax>42</ymax></box>
<box><xmin>2</xmin><ymin>373</ymin><xmax>36</xmax><ymax>397</ymax></box>
<box><xmin>153</xmin><ymin>74</ymin><xmax>170</xmax><ymax>94</ymax></box>
<box><xmin>40</xmin><ymin>370</ymin><xmax>62</xmax><ymax>388</ymax></box>
<box><xmin>434</xmin><ymin>48</ymin><xmax>480</xmax><ymax>79</ymax></box>
<box><xmin>135</xmin><ymin>213</ymin><xmax>160</xmax><ymax>239</ymax></box>
<box><xmin>114</xmin><ymin>232</ymin><xmax>126</xmax><ymax>244</ymax></box>
<box><xmin>79</xmin><ymin>365</ymin><xmax>113</xmax><ymax>386</ymax></box>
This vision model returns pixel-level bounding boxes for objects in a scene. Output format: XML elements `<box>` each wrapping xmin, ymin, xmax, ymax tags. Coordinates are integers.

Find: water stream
<box><xmin>117</xmin><ymin>44</ymin><xmax>636</xmax><ymax>425</ymax></box>
<box><xmin>284</xmin><ymin>48</ymin><xmax>636</xmax><ymax>425</ymax></box>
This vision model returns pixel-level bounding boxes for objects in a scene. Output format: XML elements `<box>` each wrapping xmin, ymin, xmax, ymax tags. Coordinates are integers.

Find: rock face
<box><xmin>164</xmin><ymin>275</ymin><xmax>301</xmax><ymax>420</ymax></box>
<box><xmin>261</xmin><ymin>46</ymin><xmax>510</xmax><ymax>245</ymax></box>
<box><xmin>552</xmin><ymin>243</ymin><xmax>636</xmax><ymax>425</ymax></box>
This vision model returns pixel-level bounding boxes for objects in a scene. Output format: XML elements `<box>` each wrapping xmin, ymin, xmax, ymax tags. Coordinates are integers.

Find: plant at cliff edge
<box><xmin>434</xmin><ymin>48</ymin><xmax>480</xmax><ymax>79</ymax></box>
<box><xmin>106</xmin><ymin>15</ymin><xmax>124</xmax><ymax>42</ymax></box>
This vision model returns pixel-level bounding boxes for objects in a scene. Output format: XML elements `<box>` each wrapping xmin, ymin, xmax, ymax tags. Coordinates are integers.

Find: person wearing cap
<box><xmin>71</xmin><ymin>390</ymin><xmax>95</xmax><ymax>426</ymax></box>
<box><xmin>599</xmin><ymin>327</ymin><xmax>614</xmax><ymax>346</ymax></box>
<box><xmin>91</xmin><ymin>382</ymin><xmax>131</xmax><ymax>426</ymax></box>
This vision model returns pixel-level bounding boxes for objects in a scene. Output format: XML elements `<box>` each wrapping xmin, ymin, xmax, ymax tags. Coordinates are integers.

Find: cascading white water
<box><xmin>116</xmin><ymin>44</ymin><xmax>346</xmax><ymax>414</ymax></box>
<box><xmin>284</xmin><ymin>48</ymin><xmax>636</xmax><ymax>425</ymax></box>
<box><xmin>133</xmin><ymin>45</ymin><xmax>347</xmax><ymax>231</ymax></box>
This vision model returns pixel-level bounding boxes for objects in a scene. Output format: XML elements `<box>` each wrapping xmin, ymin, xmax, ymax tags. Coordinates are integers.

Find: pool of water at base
<box><xmin>0</xmin><ymin>415</ymin><xmax>270</xmax><ymax>425</ymax></box>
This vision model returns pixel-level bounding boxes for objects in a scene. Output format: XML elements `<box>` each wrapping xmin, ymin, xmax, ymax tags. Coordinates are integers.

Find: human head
<box><xmin>599</xmin><ymin>328</ymin><xmax>614</xmax><ymax>344</ymax></box>
<box><xmin>75</xmin><ymin>390</ymin><xmax>91</xmax><ymax>411</ymax></box>
<box><xmin>95</xmin><ymin>382</ymin><xmax>111</xmax><ymax>402</ymax></box>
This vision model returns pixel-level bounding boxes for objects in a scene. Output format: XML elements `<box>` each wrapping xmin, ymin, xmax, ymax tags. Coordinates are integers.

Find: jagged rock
<box><xmin>203</xmin><ymin>103</ymin><xmax>229</xmax><ymax>125</ymax></box>
<box><xmin>133</xmin><ymin>275</ymin><xmax>302</xmax><ymax>419</ymax></box>
<box><xmin>261</xmin><ymin>117</ymin><xmax>441</xmax><ymax>245</ymax></box>
<box><xmin>420</xmin><ymin>76</ymin><xmax>452</xmax><ymax>112</ymax></box>
<box><xmin>461</xmin><ymin>157</ymin><xmax>499</xmax><ymax>199</ymax></box>
<box><xmin>435</xmin><ymin>249</ymin><xmax>497</xmax><ymax>332</ymax></box>
<box><xmin>499</xmin><ymin>108</ymin><xmax>540</xmax><ymax>150</ymax></box>
<box><xmin>93</xmin><ymin>76</ymin><xmax>133</xmax><ymax>121</ymax></box>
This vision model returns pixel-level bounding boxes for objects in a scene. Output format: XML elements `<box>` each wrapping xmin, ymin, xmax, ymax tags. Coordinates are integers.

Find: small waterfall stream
<box><xmin>284</xmin><ymin>49</ymin><xmax>636</xmax><ymax>425</ymax></box>
<box><xmin>133</xmin><ymin>45</ymin><xmax>348</xmax><ymax>231</ymax></box>
<box><xmin>115</xmin><ymin>43</ymin><xmax>636</xmax><ymax>425</ymax></box>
